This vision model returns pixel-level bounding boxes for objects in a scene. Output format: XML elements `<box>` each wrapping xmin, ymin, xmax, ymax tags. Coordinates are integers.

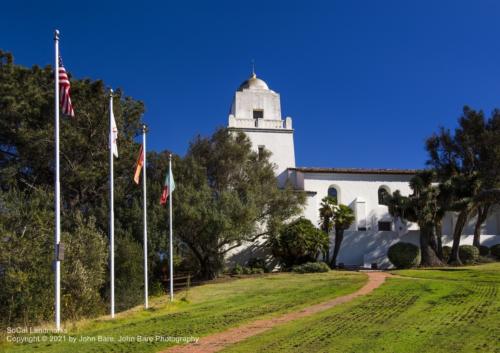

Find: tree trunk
<box><xmin>185</xmin><ymin>242</ymin><xmax>221</xmax><ymax>280</ymax></box>
<box><xmin>429</xmin><ymin>227</ymin><xmax>438</xmax><ymax>253</ymax></box>
<box><xmin>473</xmin><ymin>204</ymin><xmax>490</xmax><ymax>248</ymax></box>
<box><xmin>419</xmin><ymin>223</ymin><xmax>443</xmax><ymax>267</ymax></box>
<box><xmin>330</xmin><ymin>227</ymin><xmax>344</xmax><ymax>268</ymax></box>
<box><xmin>449</xmin><ymin>210</ymin><xmax>468</xmax><ymax>265</ymax></box>
<box><xmin>323</xmin><ymin>249</ymin><xmax>330</xmax><ymax>264</ymax></box>
<box><xmin>199</xmin><ymin>262</ymin><xmax>218</xmax><ymax>280</ymax></box>
<box><xmin>198</xmin><ymin>254</ymin><xmax>222</xmax><ymax>280</ymax></box>
<box><xmin>435</xmin><ymin>220</ymin><xmax>443</xmax><ymax>260</ymax></box>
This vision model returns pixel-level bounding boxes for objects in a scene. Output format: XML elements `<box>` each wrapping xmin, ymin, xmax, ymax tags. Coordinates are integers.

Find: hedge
<box><xmin>387</xmin><ymin>242</ymin><xmax>421</xmax><ymax>268</ymax></box>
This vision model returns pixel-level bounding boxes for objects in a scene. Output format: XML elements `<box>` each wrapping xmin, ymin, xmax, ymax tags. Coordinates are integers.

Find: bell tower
<box><xmin>228</xmin><ymin>72</ymin><xmax>296</xmax><ymax>186</ymax></box>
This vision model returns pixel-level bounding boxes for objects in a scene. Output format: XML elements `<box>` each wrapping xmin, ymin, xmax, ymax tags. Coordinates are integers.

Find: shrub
<box><xmin>490</xmin><ymin>244</ymin><xmax>500</xmax><ymax>259</ymax></box>
<box><xmin>231</xmin><ymin>264</ymin><xmax>264</xmax><ymax>275</ymax></box>
<box><xmin>268</xmin><ymin>218</ymin><xmax>329</xmax><ymax>268</ymax></box>
<box><xmin>478</xmin><ymin>256</ymin><xmax>495</xmax><ymax>264</ymax></box>
<box><xmin>62</xmin><ymin>215</ymin><xmax>108</xmax><ymax>319</ymax></box>
<box><xmin>246</xmin><ymin>257</ymin><xmax>268</xmax><ymax>272</ymax></box>
<box><xmin>250</xmin><ymin>267</ymin><xmax>265</xmax><ymax>274</ymax></box>
<box><xmin>479</xmin><ymin>245</ymin><xmax>490</xmax><ymax>256</ymax></box>
<box><xmin>387</xmin><ymin>242</ymin><xmax>421</xmax><ymax>269</ymax></box>
<box><xmin>114</xmin><ymin>235</ymin><xmax>144</xmax><ymax>311</ymax></box>
<box><xmin>231</xmin><ymin>264</ymin><xmax>243</xmax><ymax>275</ymax></box>
<box><xmin>442</xmin><ymin>246</ymin><xmax>452</xmax><ymax>262</ymax></box>
<box><xmin>292</xmin><ymin>262</ymin><xmax>330</xmax><ymax>273</ymax></box>
<box><xmin>459</xmin><ymin>245</ymin><xmax>479</xmax><ymax>264</ymax></box>
<box><xmin>242</xmin><ymin>266</ymin><xmax>253</xmax><ymax>275</ymax></box>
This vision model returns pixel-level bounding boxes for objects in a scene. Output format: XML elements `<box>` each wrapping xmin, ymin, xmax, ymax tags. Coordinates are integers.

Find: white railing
<box><xmin>228</xmin><ymin>115</ymin><xmax>291</xmax><ymax>129</ymax></box>
<box><xmin>257</xmin><ymin>119</ymin><xmax>284</xmax><ymax>129</ymax></box>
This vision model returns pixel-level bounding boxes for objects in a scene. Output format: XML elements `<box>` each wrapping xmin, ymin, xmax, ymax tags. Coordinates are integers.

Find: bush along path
<box><xmin>161</xmin><ymin>272</ymin><xmax>391</xmax><ymax>353</ymax></box>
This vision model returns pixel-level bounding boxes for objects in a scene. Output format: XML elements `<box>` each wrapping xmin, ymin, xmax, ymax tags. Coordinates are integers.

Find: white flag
<box><xmin>110</xmin><ymin>108</ymin><xmax>118</xmax><ymax>158</ymax></box>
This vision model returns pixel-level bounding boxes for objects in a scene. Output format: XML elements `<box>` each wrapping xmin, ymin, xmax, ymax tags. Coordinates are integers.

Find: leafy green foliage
<box><xmin>442</xmin><ymin>246</ymin><xmax>452</xmax><ymax>262</ymax></box>
<box><xmin>61</xmin><ymin>214</ymin><xmax>108</xmax><ymax>320</ymax></box>
<box><xmin>0</xmin><ymin>187</ymin><xmax>54</xmax><ymax>326</ymax></box>
<box><xmin>426</xmin><ymin>106</ymin><xmax>500</xmax><ymax>262</ymax></box>
<box><xmin>489</xmin><ymin>244</ymin><xmax>500</xmax><ymax>259</ymax></box>
<box><xmin>0</xmin><ymin>188</ymin><xmax>108</xmax><ymax>326</ymax></box>
<box><xmin>114</xmin><ymin>235</ymin><xmax>144</xmax><ymax>311</ymax></box>
<box><xmin>173</xmin><ymin>129</ymin><xmax>305</xmax><ymax>279</ymax></box>
<box><xmin>0</xmin><ymin>50</ymin><xmax>172</xmax><ymax>325</ymax></box>
<box><xmin>458</xmin><ymin>245</ymin><xmax>479</xmax><ymax>264</ymax></box>
<box><xmin>387</xmin><ymin>242</ymin><xmax>421</xmax><ymax>268</ymax></box>
<box><xmin>330</xmin><ymin>203</ymin><xmax>355</xmax><ymax>267</ymax></box>
<box><xmin>478</xmin><ymin>245</ymin><xmax>490</xmax><ymax>256</ymax></box>
<box><xmin>269</xmin><ymin>218</ymin><xmax>328</xmax><ymax>268</ymax></box>
<box><xmin>291</xmin><ymin>262</ymin><xmax>330</xmax><ymax>273</ymax></box>
<box><xmin>385</xmin><ymin>172</ymin><xmax>444</xmax><ymax>267</ymax></box>
<box><xmin>318</xmin><ymin>196</ymin><xmax>337</xmax><ymax>262</ymax></box>
<box><xmin>246</xmin><ymin>257</ymin><xmax>269</xmax><ymax>272</ymax></box>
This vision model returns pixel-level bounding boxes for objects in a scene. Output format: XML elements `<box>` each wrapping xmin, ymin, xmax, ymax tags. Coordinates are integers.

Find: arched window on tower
<box><xmin>378</xmin><ymin>186</ymin><xmax>390</xmax><ymax>205</ymax></box>
<box><xmin>328</xmin><ymin>186</ymin><xmax>339</xmax><ymax>204</ymax></box>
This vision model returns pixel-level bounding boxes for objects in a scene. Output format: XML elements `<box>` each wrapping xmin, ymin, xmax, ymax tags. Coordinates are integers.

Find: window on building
<box><xmin>327</xmin><ymin>186</ymin><xmax>339</xmax><ymax>204</ymax></box>
<box><xmin>378</xmin><ymin>186</ymin><xmax>390</xmax><ymax>205</ymax></box>
<box><xmin>258</xmin><ymin>145</ymin><xmax>265</xmax><ymax>160</ymax></box>
<box><xmin>253</xmin><ymin>109</ymin><xmax>264</xmax><ymax>119</ymax></box>
<box><xmin>378</xmin><ymin>221</ymin><xmax>392</xmax><ymax>231</ymax></box>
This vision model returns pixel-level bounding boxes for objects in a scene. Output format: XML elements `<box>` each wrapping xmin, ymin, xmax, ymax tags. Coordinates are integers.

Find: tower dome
<box><xmin>237</xmin><ymin>73</ymin><xmax>269</xmax><ymax>91</ymax></box>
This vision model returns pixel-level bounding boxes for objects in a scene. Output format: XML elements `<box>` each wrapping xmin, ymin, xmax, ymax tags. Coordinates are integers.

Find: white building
<box><xmin>227</xmin><ymin>72</ymin><xmax>500</xmax><ymax>268</ymax></box>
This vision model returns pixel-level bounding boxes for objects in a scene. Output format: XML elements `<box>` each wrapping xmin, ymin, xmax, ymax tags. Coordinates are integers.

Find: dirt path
<box><xmin>161</xmin><ymin>271</ymin><xmax>391</xmax><ymax>353</ymax></box>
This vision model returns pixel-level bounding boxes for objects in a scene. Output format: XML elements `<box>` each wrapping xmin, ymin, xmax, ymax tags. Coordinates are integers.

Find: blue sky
<box><xmin>2</xmin><ymin>0</ymin><xmax>500</xmax><ymax>169</ymax></box>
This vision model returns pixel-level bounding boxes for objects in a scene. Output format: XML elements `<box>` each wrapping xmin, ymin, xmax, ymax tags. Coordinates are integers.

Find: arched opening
<box><xmin>378</xmin><ymin>186</ymin><xmax>390</xmax><ymax>205</ymax></box>
<box><xmin>327</xmin><ymin>186</ymin><xmax>339</xmax><ymax>204</ymax></box>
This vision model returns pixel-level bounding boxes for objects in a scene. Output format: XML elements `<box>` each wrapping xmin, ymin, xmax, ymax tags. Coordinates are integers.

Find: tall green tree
<box><xmin>386</xmin><ymin>171</ymin><xmax>444</xmax><ymax>267</ymax></box>
<box><xmin>0</xmin><ymin>50</ymin><xmax>170</xmax><ymax>321</ymax></box>
<box><xmin>426</xmin><ymin>106</ymin><xmax>500</xmax><ymax>263</ymax></box>
<box><xmin>0</xmin><ymin>187</ymin><xmax>108</xmax><ymax>326</ymax></box>
<box><xmin>173</xmin><ymin>128</ymin><xmax>305</xmax><ymax>279</ymax></box>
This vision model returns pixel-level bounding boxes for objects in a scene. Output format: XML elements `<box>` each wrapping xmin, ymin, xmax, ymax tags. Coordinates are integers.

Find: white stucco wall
<box><xmin>228</xmin><ymin>74</ymin><xmax>295</xmax><ymax>186</ymax></box>
<box><xmin>297</xmin><ymin>171</ymin><xmax>414</xmax><ymax>228</ymax></box>
<box><xmin>230</xmin><ymin>89</ymin><xmax>282</xmax><ymax>121</ymax></box>
<box><xmin>292</xmin><ymin>170</ymin><xmax>500</xmax><ymax>269</ymax></box>
<box><xmin>242</xmin><ymin>129</ymin><xmax>295</xmax><ymax>185</ymax></box>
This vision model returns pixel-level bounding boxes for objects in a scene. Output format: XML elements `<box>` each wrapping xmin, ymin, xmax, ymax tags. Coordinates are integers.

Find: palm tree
<box><xmin>319</xmin><ymin>196</ymin><xmax>336</xmax><ymax>263</ymax></box>
<box><xmin>330</xmin><ymin>204</ymin><xmax>355</xmax><ymax>268</ymax></box>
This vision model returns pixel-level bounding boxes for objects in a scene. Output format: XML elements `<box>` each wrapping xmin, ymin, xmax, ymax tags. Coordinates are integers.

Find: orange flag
<box><xmin>134</xmin><ymin>144</ymin><xmax>144</xmax><ymax>184</ymax></box>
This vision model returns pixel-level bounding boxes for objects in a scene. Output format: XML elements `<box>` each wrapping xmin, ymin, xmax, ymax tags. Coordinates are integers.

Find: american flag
<box><xmin>59</xmin><ymin>56</ymin><xmax>74</xmax><ymax>117</ymax></box>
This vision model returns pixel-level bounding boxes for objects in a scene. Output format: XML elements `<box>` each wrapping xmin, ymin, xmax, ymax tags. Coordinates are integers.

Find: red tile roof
<box><xmin>289</xmin><ymin>167</ymin><xmax>418</xmax><ymax>175</ymax></box>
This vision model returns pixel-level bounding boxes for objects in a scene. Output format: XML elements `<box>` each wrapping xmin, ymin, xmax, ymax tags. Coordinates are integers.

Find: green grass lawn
<box><xmin>0</xmin><ymin>271</ymin><xmax>366</xmax><ymax>353</ymax></box>
<box><xmin>221</xmin><ymin>263</ymin><xmax>500</xmax><ymax>353</ymax></box>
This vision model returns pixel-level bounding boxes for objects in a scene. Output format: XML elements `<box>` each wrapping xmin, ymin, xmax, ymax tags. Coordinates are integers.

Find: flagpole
<box><xmin>53</xmin><ymin>29</ymin><xmax>61</xmax><ymax>331</ymax></box>
<box><xmin>109</xmin><ymin>89</ymin><xmax>115</xmax><ymax>318</ymax></box>
<box><xmin>169</xmin><ymin>154</ymin><xmax>174</xmax><ymax>302</ymax></box>
<box><xmin>142</xmin><ymin>124</ymin><xmax>149</xmax><ymax>309</ymax></box>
